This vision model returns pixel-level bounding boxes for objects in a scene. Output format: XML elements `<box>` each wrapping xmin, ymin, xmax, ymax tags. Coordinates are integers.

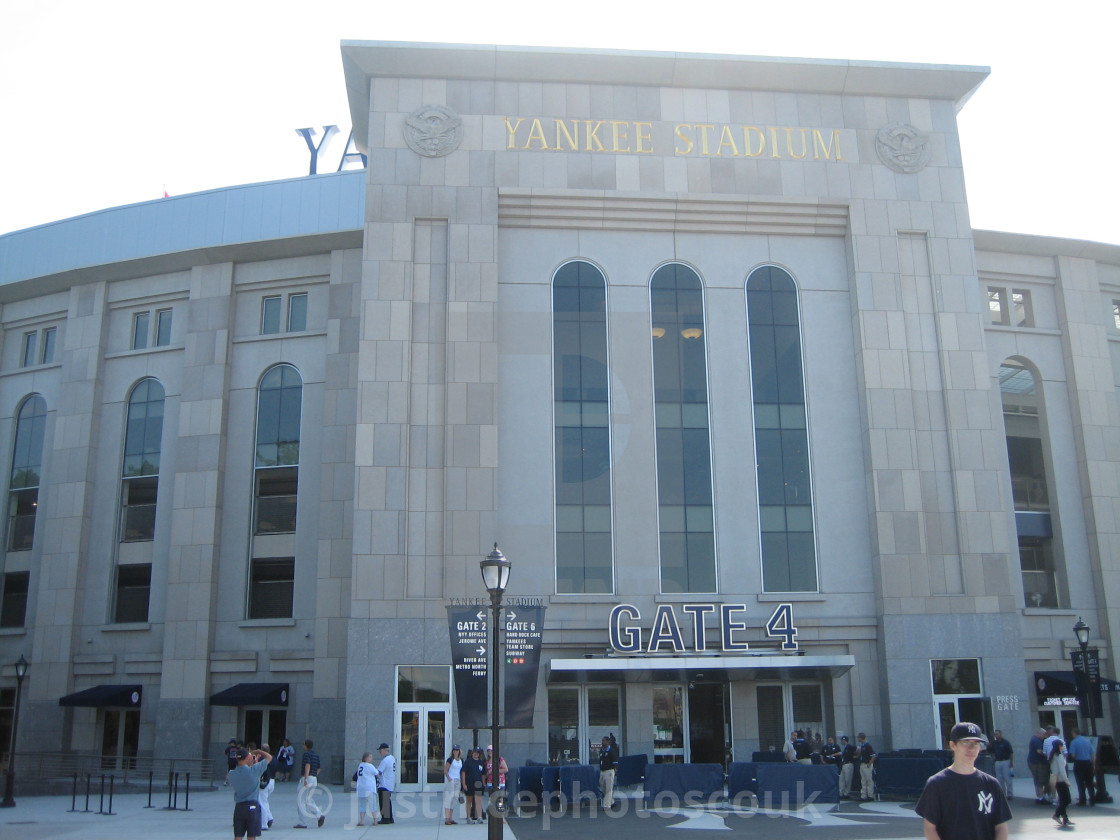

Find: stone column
<box><xmin>153</xmin><ymin>263</ymin><xmax>234</xmax><ymax>756</ymax></box>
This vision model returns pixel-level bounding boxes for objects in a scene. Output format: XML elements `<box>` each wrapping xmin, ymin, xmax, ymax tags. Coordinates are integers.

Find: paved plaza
<box><xmin>2</xmin><ymin>776</ymin><xmax>1117</xmax><ymax>839</ymax></box>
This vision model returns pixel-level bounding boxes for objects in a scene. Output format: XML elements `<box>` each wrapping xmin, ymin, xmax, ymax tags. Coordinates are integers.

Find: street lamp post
<box><xmin>1</xmin><ymin>654</ymin><xmax>29</xmax><ymax>808</ymax></box>
<box><xmin>1072</xmin><ymin>617</ymin><xmax>1096</xmax><ymax>737</ymax></box>
<box><xmin>480</xmin><ymin>544</ymin><xmax>510</xmax><ymax>840</ymax></box>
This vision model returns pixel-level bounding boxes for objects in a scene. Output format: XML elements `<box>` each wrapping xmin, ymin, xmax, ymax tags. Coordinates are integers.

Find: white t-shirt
<box><xmin>377</xmin><ymin>753</ymin><xmax>397</xmax><ymax>791</ymax></box>
<box><xmin>446</xmin><ymin>757</ymin><xmax>463</xmax><ymax>780</ymax></box>
<box><xmin>356</xmin><ymin>761</ymin><xmax>377</xmax><ymax>796</ymax></box>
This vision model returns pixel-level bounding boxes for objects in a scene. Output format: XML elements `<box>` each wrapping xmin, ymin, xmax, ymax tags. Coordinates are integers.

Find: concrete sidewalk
<box><xmin>1</xmin><ymin>775</ymin><xmax>1116</xmax><ymax>839</ymax></box>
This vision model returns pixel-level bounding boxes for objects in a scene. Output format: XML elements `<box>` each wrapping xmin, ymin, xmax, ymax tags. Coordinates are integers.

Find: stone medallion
<box><xmin>874</xmin><ymin>122</ymin><xmax>931</xmax><ymax>174</ymax></box>
<box><xmin>403</xmin><ymin>104</ymin><xmax>464</xmax><ymax>157</ymax></box>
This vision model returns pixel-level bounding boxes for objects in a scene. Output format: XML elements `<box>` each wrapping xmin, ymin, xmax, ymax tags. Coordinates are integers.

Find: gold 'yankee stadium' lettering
<box><xmin>503</xmin><ymin>117</ymin><xmax>654</xmax><ymax>153</ymax></box>
<box><xmin>504</xmin><ymin>117</ymin><xmax>842</xmax><ymax>160</ymax></box>
<box><xmin>675</xmin><ymin>125</ymin><xmax>842</xmax><ymax>160</ymax></box>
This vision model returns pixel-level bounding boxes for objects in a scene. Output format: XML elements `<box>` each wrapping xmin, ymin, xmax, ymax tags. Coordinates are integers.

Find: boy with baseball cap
<box><xmin>915</xmin><ymin>722</ymin><xmax>1012</xmax><ymax>840</ymax></box>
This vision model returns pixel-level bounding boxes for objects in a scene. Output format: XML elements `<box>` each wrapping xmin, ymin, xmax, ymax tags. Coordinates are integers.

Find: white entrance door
<box><xmin>396</xmin><ymin>705</ymin><xmax>448</xmax><ymax>792</ymax></box>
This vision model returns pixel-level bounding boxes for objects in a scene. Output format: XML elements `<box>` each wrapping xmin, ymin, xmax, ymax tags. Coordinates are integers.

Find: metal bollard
<box><xmin>84</xmin><ymin>772</ymin><xmax>92</xmax><ymax>812</ymax></box>
<box><xmin>68</xmin><ymin>772</ymin><xmax>80</xmax><ymax>812</ymax></box>
<box><xmin>98</xmin><ymin>773</ymin><xmax>105</xmax><ymax>815</ymax></box>
<box><xmin>145</xmin><ymin>770</ymin><xmax>155</xmax><ymax>808</ymax></box>
<box><xmin>100</xmin><ymin>774</ymin><xmax>117</xmax><ymax>816</ymax></box>
<box><xmin>183</xmin><ymin>772</ymin><xmax>191</xmax><ymax>811</ymax></box>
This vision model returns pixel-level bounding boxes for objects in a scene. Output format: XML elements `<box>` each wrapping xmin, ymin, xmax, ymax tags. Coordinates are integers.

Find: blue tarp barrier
<box><xmin>644</xmin><ymin>763</ymin><xmax>724</xmax><ymax>803</ymax></box>
<box><xmin>755</xmin><ymin>763</ymin><xmax>840</xmax><ymax>806</ymax></box>
<box><xmin>873</xmin><ymin>756</ymin><xmax>944</xmax><ymax>799</ymax></box>
<box><xmin>511</xmin><ymin>766</ymin><xmax>544</xmax><ymax>811</ymax></box>
<box><xmin>617</xmin><ymin>754</ymin><xmax>648</xmax><ymax>787</ymax></box>
<box><xmin>727</xmin><ymin>762</ymin><xmax>759</xmax><ymax>799</ymax></box>
<box><xmin>558</xmin><ymin>764</ymin><xmax>600</xmax><ymax>807</ymax></box>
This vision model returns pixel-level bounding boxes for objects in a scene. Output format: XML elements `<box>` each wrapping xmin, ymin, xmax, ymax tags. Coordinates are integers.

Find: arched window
<box><xmin>999</xmin><ymin>359</ymin><xmax>1059</xmax><ymax>607</ymax></box>
<box><xmin>250</xmin><ymin>364</ymin><xmax>302</xmax><ymax>619</ymax></box>
<box><xmin>120</xmin><ymin>379</ymin><xmax>165</xmax><ymax>542</ymax></box>
<box><xmin>114</xmin><ymin>379</ymin><xmax>164</xmax><ymax>624</ymax></box>
<box><xmin>747</xmin><ymin>266</ymin><xmax>817</xmax><ymax>592</ymax></box>
<box><xmin>651</xmin><ymin>264</ymin><xmax>715</xmax><ymax>593</ymax></box>
<box><xmin>553</xmin><ymin>261</ymin><xmax>612</xmax><ymax>593</ymax></box>
<box><xmin>7</xmin><ymin>395</ymin><xmax>47</xmax><ymax>552</ymax></box>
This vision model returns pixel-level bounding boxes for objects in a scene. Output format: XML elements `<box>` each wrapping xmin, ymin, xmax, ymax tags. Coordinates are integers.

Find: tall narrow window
<box><xmin>553</xmin><ymin>261</ymin><xmax>612</xmax><ymax>593</ymax></box>
<box><xmin>7</xmin><ymin>396</ymin><xmax>46</xmax><ymax>551</ymax></box>
<box><xmin>155</xmin><ymin>309</ymin><xmax>173</xmax><ymax>346</ymax></box>
<box><xmin>287</xmin><ymin>293</ymin><xmax>308</xmax><ymax>332</ymax></box>
<box><xmin>0</xmin><ymin>571</ymin><xmax>29</xmax><ymax>627</ymax></box>
<box><xmin>21</xmin><ymin>333</ymin><xmax>37</xmax><ymax>368</ymax></box>
<box><xmin>41</xmin><ymin>328</ymin><xmax>57</xmax><ymax>364</ymax></box>
<box><xmin>120</xmin><ymin>379</ymin><xmax>164</xmax><ymax>542</ymax></box>
<box><xmin>254</xmin><ymin>365</ymin><xmax>302</xmax><ymax>535</ymax></box>
<box><xmin>1000</xmin><ymin>359</ymin><xmax>1059</xmax><ymax>607</ymax></box>
<box><xmin>132</xmin><ymin>312</ymin><xmax>150</xmax><ymax>349</ymax></box>
<box><xmin>651</xmin><ymin>264</ymin><xmax>715</xmax><ymax>593</ymax></box>
<box><xmin>748</xmin><ymin>266</ymin><xmax>817</xmax><ymax>592</ymax></box>
<box><xmin>261</xmin><ymin>297</ymin><xmax>282</xmax><ymax>335</ymax></box>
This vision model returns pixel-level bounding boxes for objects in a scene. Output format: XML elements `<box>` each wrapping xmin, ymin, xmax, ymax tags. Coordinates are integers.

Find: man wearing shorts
<box><xmin>230</xmin><ymin>745</ymin><xmax>272</xmax><ymax>840</ymax></box>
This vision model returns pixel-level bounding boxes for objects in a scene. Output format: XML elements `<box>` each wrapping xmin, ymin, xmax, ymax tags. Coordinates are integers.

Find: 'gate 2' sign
<box><xmin>609</xmin><ymin>603</ymin><xmax>798</xmax><ymax>653</ymax></box>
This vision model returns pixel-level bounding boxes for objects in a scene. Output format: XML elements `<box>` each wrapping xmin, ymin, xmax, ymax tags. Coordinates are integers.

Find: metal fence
<box><xmin>6</xmin><ymin>750</ymin><xmax>215</xmax><ymax>786</ymax></box>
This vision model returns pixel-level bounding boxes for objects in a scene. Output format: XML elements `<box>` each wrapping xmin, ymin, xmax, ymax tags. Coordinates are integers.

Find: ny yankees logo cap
<box><xmin>950</xmin><ymin>721</ymin><xmax>989</xmax><ymax>745</ymax></box>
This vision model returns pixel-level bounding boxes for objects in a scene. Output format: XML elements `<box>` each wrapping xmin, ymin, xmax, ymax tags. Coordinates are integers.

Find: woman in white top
<box><xmin>355</xmin><ymin>752</ymin><xmax>378</xmax><ymax>826</ymax></box>
<box><xmin>444</xmin><ymin>745</ymin><xmax>464</xmax><ymax>825</ymax></box>
<box><xmin>1050</xmin><ymin>739</ymin><xmax>1072</xmax><ymax>826</ymax></box>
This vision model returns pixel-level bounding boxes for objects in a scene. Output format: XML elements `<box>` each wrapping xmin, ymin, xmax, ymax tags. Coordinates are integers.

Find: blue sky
<box><xmin>2</xmin><ymin>0</ymin><xmax>1116</xmax><ymax>245</ymax></box>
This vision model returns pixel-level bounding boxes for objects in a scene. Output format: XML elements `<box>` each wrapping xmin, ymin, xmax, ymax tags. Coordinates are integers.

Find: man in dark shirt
<box><xmin>599</xmin><ymin>735</ymin><xmax>619</xmax><ymax>808</ymax></box>
<box><xmin>821</xmin><ymin>735</ymin><xmax>842</xmax><ymax>768</ymax></box>
<box><xmin>295</xmin><ymin>739</ymin><xmax>324</xmax><ymax>828</ymax></box>
<box><xmin>839</xmin><ymin>736</ymin><xmax>858</xmax><ymax>799</ymax></box>
<box><xmin>916</xmin><ymin>722</ymin><xmax>1011</xmax><ymax>840</ymax></box>
<box><xmin>989</xmin><ymin>730</ymin><xmax>1014</xmax><ymax>801</ymax></box>
<box><xmin>1026</xmin><ymin>727</ymin><xmax>1049</xmax><ymax>804</ymax></box>
<box><xmin>856</xmin><ymin>733</ymin><xmax>877</xmax><ymax>801</ymax></box>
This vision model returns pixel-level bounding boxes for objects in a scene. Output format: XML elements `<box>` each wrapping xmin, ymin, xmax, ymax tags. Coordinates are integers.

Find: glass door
<box><xmin>397</xmin><ymin>706</ymin><xmax>447</xmax><ymax>791</ymax></box>
<box><xmin>688</xmin><ymin>681</ymin><xmax>730</xmax><ymax>767</ymax></box>
<box><xmin>244</xmin><ymin>708</ymin><xmax>287</xmax><ymax>752</ymax></box>
<box><xmin>101</xmin><ymin>709</ymin><xmax>140</xmax><ymax>770</ymax></box>
<box><xmin>652</xmin><ymin>685</ymin><xmax>685</xmax><ymax>763</ymax></box>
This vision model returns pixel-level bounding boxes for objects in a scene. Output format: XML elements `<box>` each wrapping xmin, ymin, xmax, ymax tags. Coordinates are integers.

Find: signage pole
<box><xmin>488</xmin><ymin>588</ymin><xmax>504</xmax><ymax>840</ymax></box>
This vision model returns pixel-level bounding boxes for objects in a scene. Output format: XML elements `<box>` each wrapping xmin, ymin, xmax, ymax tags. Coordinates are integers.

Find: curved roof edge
<box><xmin>0</xmin><ymin>170</ymin><xmax>365</xmax><ymax>291</ymax></box>
<box><xmin>973</xmin><ymin>229</ymin><xmax>1120</xmax><ymax>265</ymax></box>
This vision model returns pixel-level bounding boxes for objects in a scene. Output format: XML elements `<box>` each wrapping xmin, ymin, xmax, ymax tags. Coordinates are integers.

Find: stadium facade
<box><xmin>0</xmin><ymin>41</ymin><xmax>1117</xmax><ymax>786</ymax></box>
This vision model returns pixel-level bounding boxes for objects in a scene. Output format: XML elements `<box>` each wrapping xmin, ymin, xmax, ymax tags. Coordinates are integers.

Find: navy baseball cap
<box><xmin>950</xmin><ymin>722</ymin><xmax>988</xmax><ymax>744</ymax></box>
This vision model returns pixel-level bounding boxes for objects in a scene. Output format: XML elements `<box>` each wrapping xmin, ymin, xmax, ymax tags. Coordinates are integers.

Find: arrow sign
<box><xmin>447</xmin><ymin>606</ymin><xmax>489</xmax><ymax>729</ymax></box>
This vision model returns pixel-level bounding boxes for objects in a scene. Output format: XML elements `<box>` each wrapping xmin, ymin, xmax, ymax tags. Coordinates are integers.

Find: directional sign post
<box><xmin>503</xmin><ymin>605</ymin><xmax>546</xmax><ymax>729</ymax></box>
<box><xmin>448</xmin><ymin>605</ymin><xmax>490</xmax><ymax>729</ymax></box>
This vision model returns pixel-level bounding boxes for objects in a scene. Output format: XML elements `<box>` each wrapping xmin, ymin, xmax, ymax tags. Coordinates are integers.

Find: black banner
<box><xmin>503</xmin><ymin>605</ymin><xmax>546</xmax><ymax>729</ymax></box>
<box><xmin>448</xmin><ymin>606</ymin><xmax>490</xmax><ymax>729</ymax></box>
<box><xmin>1071</xmin><ymin>648</ymin><xmax>1102</xmax><ymax>719</ymax></box>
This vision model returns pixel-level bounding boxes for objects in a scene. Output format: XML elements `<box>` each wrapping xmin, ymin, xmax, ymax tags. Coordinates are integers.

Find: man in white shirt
<box><xmin>376</xmin><ymin>743</ymin><xmax>396</xmax><ymax>824</ymax></box>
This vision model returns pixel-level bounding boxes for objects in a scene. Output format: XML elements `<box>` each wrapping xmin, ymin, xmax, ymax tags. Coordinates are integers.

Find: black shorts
<box><xmin>233</xmin><ymin>800</ymin><xmax>262</xmax><ymax>837</ymax></box>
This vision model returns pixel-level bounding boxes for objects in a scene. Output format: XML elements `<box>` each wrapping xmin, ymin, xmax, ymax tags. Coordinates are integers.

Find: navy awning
<box><xmin>59</xmin><ymin>684</ymin><xmax>142</xmax><ymax>708</ymax></box>
<box><xmin>1035</xmin><ymin>670</ymin><xmax>1120</xmax><ymax>704</ymax></box>
<box><xmin>209</xmin><ymin>682</ymin><xmax>289</xmax><ymax>707</ymax></box>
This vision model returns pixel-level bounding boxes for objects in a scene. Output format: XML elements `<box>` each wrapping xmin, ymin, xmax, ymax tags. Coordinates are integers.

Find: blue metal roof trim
<box><xmin>0</xmin><ymin>170</ymin><xmax>366</xmax><ymax>287</ymax></box>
